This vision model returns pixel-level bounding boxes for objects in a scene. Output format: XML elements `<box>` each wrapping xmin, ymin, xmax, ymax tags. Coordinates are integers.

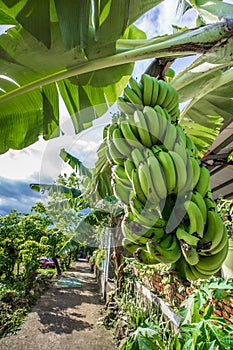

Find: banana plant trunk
<box><xmin>52</xmin><ymin>256</ymin><xmax>62</xmax><ymax>275</ymax></box>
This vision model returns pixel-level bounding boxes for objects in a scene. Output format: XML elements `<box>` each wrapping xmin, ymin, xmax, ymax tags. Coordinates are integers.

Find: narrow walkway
<box><xmin>0</xmin><ymin>261</ymin><xmax>116</xmax><ymax>350</ymax></box>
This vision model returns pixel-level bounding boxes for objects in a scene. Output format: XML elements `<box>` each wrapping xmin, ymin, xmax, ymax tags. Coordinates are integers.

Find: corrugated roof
<box><xmin>201</xmin><ymin>120</ymin><xmax>233</xmax><ymax>200</ymax></box>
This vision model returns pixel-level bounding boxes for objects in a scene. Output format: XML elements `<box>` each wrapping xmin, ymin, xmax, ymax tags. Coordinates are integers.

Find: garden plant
<box><xmin>0</xmin><ymin>0</ymin><xmax>233</xmax><ymax>347</ymax></box>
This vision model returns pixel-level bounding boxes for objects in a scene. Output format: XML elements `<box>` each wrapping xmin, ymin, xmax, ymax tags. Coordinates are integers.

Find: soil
<box><xmin>0</xmin><ymin>260</ymin><xmax>116</xmax><ymax>350</ymax></box>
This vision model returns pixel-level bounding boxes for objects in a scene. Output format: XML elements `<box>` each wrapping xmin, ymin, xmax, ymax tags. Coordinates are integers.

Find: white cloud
<box><xmin>135</xmin><ymin>0</ymin><xmax>197</xmax><ymax>39</ymax></box>
<box><xmin>135</xmin><ymin>8</ymin><xmax>160</xmax><ymax>38</ymax></box>
<box><xmin>156</xmin><ymin>0</ymin><xmax>180</xmax><ymax>34</ymax></box>
<box><xmin>0</xmin><ymin>139</ymin><xmax>47</xmax><ymax>181</ymax></box>
<box><xmin>132</xmin><ymin>0</ymin><xmax>198</xmax><ymax>78</ymax></box>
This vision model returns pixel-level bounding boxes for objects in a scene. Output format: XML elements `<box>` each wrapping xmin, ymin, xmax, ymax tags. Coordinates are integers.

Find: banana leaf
<box><xmin>30</xmin><ymin>184</ymin><xmax>82</xmax><ymax>198</ymax></box>
<box><xmin>1</xmin><ymin>1</ymin><xmax>233</xmax><ymax>155</ymax></box>
<box><xmin>188</xmin><ymin>0</ymin><xmax>233</xmax><ymax>23</ymax></box>
<box><xmin>0</xmin><ymin>0</ymin><xmax>156</xmax><ymax>154</ymax></box>
<box><xmin>171</xmin><ymin>46</ymin><xmax>233</xmax><ymax>152</ymax></box>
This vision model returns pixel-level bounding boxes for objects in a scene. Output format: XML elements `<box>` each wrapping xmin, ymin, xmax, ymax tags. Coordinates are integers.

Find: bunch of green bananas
<box><xmin>100</xmin><ymin>74</ymin><xmax>228</xmax><ymax>281</ymax></box>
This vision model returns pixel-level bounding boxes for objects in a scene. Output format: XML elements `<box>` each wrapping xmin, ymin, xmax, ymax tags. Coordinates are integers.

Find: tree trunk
<box><xmin>110</xmin><ymin>215</ymin><xmax>127</xmax><ymax>289</ymax></box>
<box><xmin>53</xmin><ymin>256</ymin><xmax>62</xmax><ymax>275</ymax></box>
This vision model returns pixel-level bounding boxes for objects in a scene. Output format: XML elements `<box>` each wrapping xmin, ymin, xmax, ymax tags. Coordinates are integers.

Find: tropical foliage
<box><xmin>2</xmin><ymin>0</ymin><xmax>233</xmax><ymax>344</ymax></box>
<box><xmin>0</xmin><ymin>0</ymin><xmax>233</xmax><ymax>154</ymax></box>
<box><xmin>0</xmin><ymin>203</ymin><xmax>66</xmax><ymax>281</ymax></box>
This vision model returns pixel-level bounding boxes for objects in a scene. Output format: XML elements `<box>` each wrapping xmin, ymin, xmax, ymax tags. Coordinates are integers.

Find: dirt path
<box><xmin>0</xmin><ymin>261</ymin><xmax>116</xmax><ymax>350</ymax></box>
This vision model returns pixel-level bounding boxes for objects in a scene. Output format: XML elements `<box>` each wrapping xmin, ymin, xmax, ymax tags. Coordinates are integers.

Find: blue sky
<box><xmin>1</xmin><ymin>0</ymin><xmax>230</xmax><ymax>216</ymax></box>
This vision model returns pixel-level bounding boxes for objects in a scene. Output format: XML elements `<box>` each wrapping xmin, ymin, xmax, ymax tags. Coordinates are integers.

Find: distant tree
<box><xmin>0</xmin><ymin>210</ymin><xmax>22</xmax><ymax>280</ymax></box>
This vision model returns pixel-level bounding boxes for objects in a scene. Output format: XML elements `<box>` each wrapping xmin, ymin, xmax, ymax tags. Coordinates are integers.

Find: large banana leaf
<box><xmin>58</xmin><ymin>206</ymin><xmax>112</xmax><ymax>255</ymax></box>
<box><xmin>0</xmin><ymin>0</ymin><xmax>158</xmax><ymax>154</ymax></box>
<box><xmin>171</xmin><ymin>42</ymin><xmax>233</xmax><ymax>152</ymax></box>
<box><xmin>187</xmin><ymin>0</ymin><xmax>233</xmax><ymax>23</ymax></box>
<box><xmin>59</xmin><ymin>148</ymin><xmax>92</xmax><ymax>178</ymax></box>
<box><xmin>1</xmin><ymin>0</ymin><xmax>233</xmax><ymax>155</ymax></box>
<box><xmin>30</xmin><ymin>183</ymin><xmax>82</xmax><ymax>199</ymax></box>
<box><xmin>59</xmin><ymin>235</ymin><xmax>81</xmax><ymax>256</ymax></box>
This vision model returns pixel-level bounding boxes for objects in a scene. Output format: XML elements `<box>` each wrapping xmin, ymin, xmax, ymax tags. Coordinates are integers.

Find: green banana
<box><xmin>125</xmin><ymin>114</ymin><xmax>140</xmax><ymax>138</ymax></box>
<box><xmin>153</xmin><ymin>105</ymin><xmax>168</xmax><ymax>140</ymax></box>
<box><xmin>173</xmin><ymin>256</ymin><xmax>187</xmax><ymax>280</ymax></box>
<box><xmin>130</xmin><ymin>192</ymin><xmax>166</xmax><ymax>228</ymax></box>
<box><xmin>199</xmin><ymin>224</ymin><xmax>228</xmax><ymax>256</ymax></box>
<box><xmin>160</xmin><ymin>234</ymin><xmax>180</xmax><ymax>254</ymax></box>
<box><xmin>146</xmin><ymin>155</ymin><xmax>167</xmax><ymax>200</ymax></box>
<box><xmin>195</xmin><ymin>166</ymin><xmax>210</xmax><ymax>197</ymax></box>
<box><xmin>122</xmin><ymin>220</ymin><xmax>151</xmax><ymax>245</ymax></box>
<box><xmin>163</xmin><ymin>123</ymin><xmax>178</xmax><ymax>151</ymax></box>
<box><xmin>167</xmin><ymin>104</ymin><xmax>180</xmax><ymax>121</ymax></box>
<box><xmin>176</xmin><ymin>227</ymin><xmax>200</xmax><ymax>247</ymax></box>
<box><xmin>141</xmin><ymin>73</ymin><xmax>154</xmax><ymax>106</ymax></box>
<box><xmin>107</xmin><ymin>122</ymin><xmax>118</xmax><ymax>141</ymax></box>
<box><xmin>163</xmin><ymin>83</ymin><xmax>179</xmax><ymax>114</ymax></box>
<box><xmin>131</xmin><ymin>148</ymin><xmax>145</xmax><ymax>167</ymax></box>
<box><xmin>122</xmin><ymin>238</ymin><xmax>143</xmax><ymax>255</ymax></box>
<box><xmin>147</xmin><ymin>235</ymin><xmax>181</xmax><ymax>264</ymax></box>
<box><xmin>133</xmin><ymin>110</ymin><xmax>152</xmax><ymax>147</ymax></box>
<box><xmin>184</xmin><ymin>200</ymin><xmax>205</xmax><ymax>238</ymax></box>
<box><xmin>184</xmin><ymin>263</ymin><xmax>200</xmax><ymax>281</ymax></box>
<box><xmin>176</xmin><ymin>124</ymin><xmax>187</xmax><ymax>146</ymax></box>
<box><xmin>143</xmin><ymin>147</ymin><xmax>155</xmax><ymax>158</ymax></box>
<box><xmin>201</xmin><ymin>210</ymin><xmax>224</xmax><ymax>251</ymax></box>
<box><xmin>159</xmin><ymin>234</ymin><xmax>173</xmax><ymax>249</ymax></box>
<box><xmin>112</xmin><ymin>127</ymin><xmax>132</xmax><ymax>158</ymax></box>
<box><xmin>177</xmin><ymin>156</ymin><xmax>194</xmax><ymax>198</ymax></box>
<box><xmin>131</xmin><ymin>168</ymin><xmax>147</xmax><ymax>204</ymax></box>
<box><xmin>150</xmin><ymin>228</ymin><xmax>166</xmax><ymax>242</ymax></box>
<box><xmin>151</xmin><ymin>77</ymin><xmax>160</xmax><ymax>106</ymax></box>
<box><xmin>107</xmin><ymin>140</ymin><xmax>125</xmax><ymax>165</ymax></box>
<box><xmin>118</xmin><ymin>97</ymin><xmax>135</xmax><ymax>114</ymax></box>
<box><xmin>124</xmin><ymin>159</ymin><xmax>135</xmax><ymax>182</ymax></box>
<box><xmin>181</xmin><ymin>242</ymin><xmax>199</xmax><ymax>266</ymax></box>
<box><xmin>124</xmin><ymin>86</ymin><xmax>143</xmax><ymax>106</ymax></box>
<box><xmin>186</xmin><ymin>135</ymin><xmax>198</xmax><ymax>158</ymax></box>
<box><xmin>137</xmin><ymin>161</ymin><xmax>161</xmax><ymax>206</ymax></box>
<box><xmin>120</xmin><ymin>120</ymin><xmax>144</xmax><ymax>150</ymax></box>
<box><xmin>191</xmin><ymin>190</ymin><xmax>207</xmax><ymax>223</ymax></box>
<box><xmin>126</xmin><ymin>211</ymin><xmax>166</xmax><ymax>237</ymax></box>
<box><xmin>174</xmin><ymin>141</ymin><xmax>188</xmax><ymax>166</ymax></box>
<box><xmin>195</xmin><ymin>241</ymin><xmax>228</xmax><ymax>274</ymax></box>
<box><xmin>163</xmin><ymin>108</ymin><xmax>172</xmax><ymax>123</ymax></box>
<box><xmin>157</xmin><ymin>80</ymin><xmax>168</xmax><ymax>106</ymax></box>
<box><xmin>129</xmin><ymin>77</ymin><xmax>143</xmax><ymax>100</ymax></box>
<box><xmin>205</xmin><ymin>189</ymin><xmax>214</xmax><ymax>200</ymax></box>
<box><xmin>112</xmin><ymin>164</ymin><xmax>128</xmax><ymax>181</ymax></box>
<box><xmin>134</xmin><ymin>247</ymin><xmax>160</xmax><ymax>265</ymax></box>
<box><xmin>129</xmin><ymin>193</ymin><xmax>158</xmax><ymax>228</ymax></box>
<box><xmin>188</xmin><ymin>264</ymin><xmax>214</xmax><ymax>280</ymax></box>
<box><xmin>204</xmin><ymin>197</ymin><xmax>217</xmax><ymax>211</ymax></box>
<box><xmin>113</xmin><ymin>174</ymin><xmax>132</xmax><ymax>189</ymax></box>
<box><xmin>113</xmin><ymin>181</ymin><xmax>131</xmax><ymax>205</ymax></box>
<box><xmin>168</xmin><ymin>150</ymin><xmax>187</xmax><ymax>194</ymax></box>
<box><xmin>125</xmin><ymin>211</ymin><xmax>154</xmax><ymax>234</ymax></box>
<box><xmin>143</xmin><ymin>106</ymin><xmax>160</xmax><ymax>145</ymax></box>
<box><xmin>154</xmin><ymin>105</ymin><xmax>168</xmax><ymax>142</ymax></box>
<box><xmin>190</xmin><ymin>157</ymin><xmax>201</xmax><ymax>189</ymax></box>
<box><xmin>156</xmin><ymin>150</ymin><xmax>176</xmax><ymax>195</ymax></box>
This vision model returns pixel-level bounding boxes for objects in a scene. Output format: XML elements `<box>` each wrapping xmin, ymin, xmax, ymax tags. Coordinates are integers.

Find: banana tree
<box><xmin>31</xmin><ymin>150</ymin><xmax>127</xmax><ymax>281</ymax></box>
<box><xmin>1</xmin><ymin>0</ymin><xmax>233</xmax><ymax>155</ymax></box>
